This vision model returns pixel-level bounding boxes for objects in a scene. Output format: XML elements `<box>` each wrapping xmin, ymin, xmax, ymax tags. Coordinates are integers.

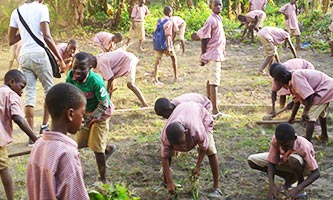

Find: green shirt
<box><xmin>66</xmin><ymin>70</ymin><xmax>110</xmax><ymax>112</ymax></box>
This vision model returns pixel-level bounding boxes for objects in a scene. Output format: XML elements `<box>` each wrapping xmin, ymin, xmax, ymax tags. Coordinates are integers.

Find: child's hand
<box><xmin>191</xmin><ymin>33</ymin><xmax>200</xmax><ymax>41</ymax></box>
<box><xmin>192</xmin><ymin>167</ymin><xmax>200</xmax><ymax>177</ymax></box>
<box><xmin>167</xmin><ymin>182</ymin><xmax>176</xmax><ymax>194</ymax></box>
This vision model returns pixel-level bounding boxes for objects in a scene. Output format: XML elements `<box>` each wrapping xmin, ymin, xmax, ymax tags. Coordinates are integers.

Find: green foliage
<box><xmin>88</xmin><ymin>183</ymin><xmax>140</xmax><ymax>200</ymax></box>
<box><xmin>0</xmin><ymin>2</ymin><xmax>17</xmax><ymax>35</ymax></box>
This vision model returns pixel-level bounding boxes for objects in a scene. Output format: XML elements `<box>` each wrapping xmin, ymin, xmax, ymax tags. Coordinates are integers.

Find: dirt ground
<box><xmin>0</xmin><ymin>37</ymin><xmax>333</xmax><ymax>200</ymax></box>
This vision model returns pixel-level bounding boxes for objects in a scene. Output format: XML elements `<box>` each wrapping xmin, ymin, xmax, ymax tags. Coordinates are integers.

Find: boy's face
<box><xmin>66</xmin><ymin>44</ymin><xmax>76</xmax><ymax>56</ymax></box>
<box><xmin>68</xmin><ymin>99</ymin><xmax>86</xmax><ymax>134</ymax></box>
<box><xmin>9</xmin><ymin>78</ymin><xmax>26</xmax><ymax>96</ymax></box>
<box><xmin>139</xmin><ymin>0</ymin><xmax>145</xmax><ymax>5</ymax></box>
<box><xmin>291</xmin><ymin>0</ymin><xmax>297</xmax><ymax>4</ymax></box>
<box><xmin>211</xmin><ymin>0</ymin><xmax>222</xmax><ymax>14</ymax></box>
<box><xmin>277</xmin><ymin>137</ymin><xmax>296</xmax><ymax>152</ymax></box>
<box><xmin>112</xmin><ymin>37</ymin><xmax>121</xmax><ymax>44</ymax></box>
<box><xmin>72</xmin><ymin>58</ymin><xmax>90</xmax><ymax>83</ymax></box>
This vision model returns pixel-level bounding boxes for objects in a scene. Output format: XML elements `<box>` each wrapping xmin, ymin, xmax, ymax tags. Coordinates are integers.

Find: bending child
<box><xmin>238</xmin><ymin>10</ymin><xmax>266</xmax><ymax>43</ymax></box>
<box><xmin>248</xmin><ymin>123</ymin><xmax>320</xmax><ymax>199</ymax></box>
<box><xmin>170</xmin><ymin>16</ymin><xmax>186</xmax><ymax>54</ymax></box>
<box><xmin>93</xmin><ymin>49</ymin><xmax>148</xmax><ymax>107</ymax></box>
<box><xmin>93</xmin><ymin>31</ymin><xmax>123</xmax><ymax>52</ymax></box>
<box><xmin>0</xmin><ymin>69</ymin><xmax>37</xmax><ymax>200</ymax></box>
<box><xmin>161</xmin><ymin>102</ymin><xmax>222</xmax><ymax>198</ymax></box>
<box><xmin>66</xmin><ymin>52</ymin><xmax>116</xmax><ymax>183</ymax></box>
<box><xmin>27</xmin><ymin>83</ymin><xmax>89</xmax><ymax>199</ymax></box>
<box><xmin>57</xmin><ymin>39</ymin><xmax>78</xmax><ymax>74</ymax></box>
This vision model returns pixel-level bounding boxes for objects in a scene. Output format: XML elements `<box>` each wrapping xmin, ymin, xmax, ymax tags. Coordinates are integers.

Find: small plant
<box><xmin>88</xmin><ymin>182</ymin><xmax>140</xmax><ymax>200</ymax></box>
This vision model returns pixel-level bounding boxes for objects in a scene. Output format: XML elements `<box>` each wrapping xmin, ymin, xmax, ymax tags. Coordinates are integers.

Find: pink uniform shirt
<box><xmin>330</xmin><ymin>7</ymin><xmax>333</xmax><ymax>31</ymax></box>
<box><xmin>27</xmin><ymin>131</ymin><xmax>89</xmax><ymax>200</ymax></box>
<box><xmin>131</xmin><ymin>4</ymin><xmax>149</xmax><ymax>22</ymax></box>
<box><xmin>158</xmin><ymin>16</ymin><xmax>177</xmax><ymax>36</ymax></box>
<box><xmin>257</xmin><ymin>26</ymin><xmax>290</xmax><ymax>45</ymax></box>
<box><xmin>267</xmin><ymin>135</ymin><xmax>318</xmax><ymax>171</ymax></box>
<box><xmin>245</xmin><ymin>10</ymin><xmax>265</xmax><ymax>21</ymax></box>
<box><xmin>272</xmin><ymin>59</ymin><xmax>315</xmax><ymax>95</ymax></box>
<box><xmin>170</xmin><ymin>16</ymin><xmax>185</xmax><ymax>28</ymax></box>
<box><xmin>171</xmin><ymin>93</ymin><xmax>212</xmax><ymax>112</ymax></box>
<box><xmin>249</xmin><ymin>0</ymin><xmax>267</xmax><ymax>11</ymax></box>
<box><xmin>196</xmin><ymin>12</ymin><xmax>226</xmax><ymax>63</ymax></box>
<box><xmin>278</xmin><ymin>3</ymin><xmax>299</xmax><ymax>30</ymax></box>
<box><xmin>95</xmin><ymin>50</ymin><xmax>139</xmax><ymax>80</ymax></box>
<box><xmin>93</xmin><ymin>32</ymin><xmax>114</xmax><ymax>50</ymax></box>
<box><xmin>161</xmin><ymin>102</ymin><xmax>214</xmax><ymax>158</ymax></box>
<box><xmin>0</xmin><ymin>85</ymin><xmax>25</xmax><ymax>147</ymax></box>
<box><xmin>57</xmin><ymin>43</ymin><xmax>67</xmax><ymax>59</ymax></box>
<box><xmin>289</xmin><ymin>69</ymin><xmax>333</xmax><ymax>105</ymax></box>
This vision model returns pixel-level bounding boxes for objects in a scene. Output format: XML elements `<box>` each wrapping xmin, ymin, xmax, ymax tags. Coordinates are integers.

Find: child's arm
<box><xmin>161</xmin><ymin>157</ymin><xmax>175</xmax><ymax>194</ymax></box>
<box><xmin>12</xmin><ymin>115</ymin><xmax>37</xmax><ymax>142</ymax></box>
<box><xmin>288</xmin><ymin>169</ymin><xmax>320</xmax><ymax>198</ymax></box>
<box><xmin>107</xmin><ymin>78</ymin><xmax>116</xmax><ymax>98</ymax></box>
<box><xmin>302</xmin><ymin>94</ymin><xmax>314</xmax><ymax>121</ymax></box>
<box><xmin>239</xmin><ymin>26</ymin><xmax>248</xmax><ymax>42</ymax></box>
<box><xmin>286</xmin><ymin>38</ymin><xmax>298</xmax><ymax>58</ymax></box>
<box><xmin>192</xmin><ymin>148</ymin><xmax>206</xmax><ymax>177</ymax></box>
<box><xmin>270</xmin><ymin>91</ymin><xmax>277</xmax><ymax>115</ymax></box>
<box><xmin>267</xmin><ymin>162</ymin><xmax>280</xmax><ymax>199</ymax></box>
<box><xmin>288</xmin><ymin>101</ymin><xmax>300</xmax><ymax>123</ymax></box>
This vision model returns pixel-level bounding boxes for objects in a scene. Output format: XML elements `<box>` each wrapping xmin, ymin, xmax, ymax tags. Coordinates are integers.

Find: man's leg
<box><xmin>94</xmin><ymin>152</ymin><xmax>107</xmax><ymax>183</ymax></box>
<box><xmin>153</xmin><ymin>53</ymin><xmax>162</xmax><ymax>83</ymax></box>
<box><xmin>180</xmin><ymin>40</ymin><xmax>185</xmax><ymax>54</ymax></box>
<box><xmin>279</xmin><ymin>95</ymin><xmax>286</xmax><ymax>109</ymax></box>
<box><xmin>319</xmin><ymin>117</ymin><xmax>328</xmax><ymax>141</ymax></box>
<box><xmin>170</xmin><ymin>55</ymin><xmax>178</xmax><ymax>81</ymax></box>
<box><xmin>25</xmin><ymin>106</ymin><xmax>34</xmax><ymax>129</ymax></box>
<box><xmin>0</xmin><ymin>168</ymin><xmax>13</xmax><ymax>200</ymax></box>
<box><xmin>305</xmin><ymin>121</ymin><xmax>315</xmax><ymax>141</ymax></box>
<box><xmin>139</xmin><ymin>40</ymin><xmax>144</xmax><ymax>51</ymax></box>
<box><xmin>208</xmin><ymin>154</ymin><xmax>219</xmax><ymax>189</ymax></box>
<box><xmin>209</xmin><ymin>85</ymin><xmax>219</xmax><ymax>115</ymax></box>
<box><xmin>127</xmin><ymin>82</ymin><xmax>148</xmax><ymax>107</ymax></box>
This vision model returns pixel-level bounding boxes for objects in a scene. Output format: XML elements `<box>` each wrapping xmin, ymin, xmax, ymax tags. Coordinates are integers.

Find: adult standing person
<box><xmin>8</xmin><ymin>0</ymin><xmax>66</xmax><ymax>144</ymax></box>
<box><xmin>191</xmin><ymin>0</ymin><xmax>226</xmax><ymax>118</ymax></box>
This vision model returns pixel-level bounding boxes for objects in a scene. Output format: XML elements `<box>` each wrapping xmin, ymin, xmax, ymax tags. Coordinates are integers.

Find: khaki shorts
<box><xmin>258</xmin><ymin>34</ymin><xmax>277</xmax><ymax>57</ymax></box>
<box><xmin>207</xmin><ymin>61</ymin><xmax>222</xmax><ymax>86</ymax></box>
<box><xmin>175</xmin><ymin>22</ymin><xmax>186</xmax><ymax>41</ymax></box>
<box><xmin>76</xmin><ymin>118</ymin><xmax>110</xmax><ymax>153</ymax></box>
<box><xmin>154</xmin><ymin>49</ymin><xmax>176</xmax><ymax>58</ymax></box>
<box><xmin>0</xmin><ymin>146</ymin><xmax>9</xmax><ymax>170</ymax></box>
<box><xmin>248</xmin><ymin>152</ymin><xmax>309</xmax><ymax>175</ymax></box>
<box><xmin>206</xmin><ymin>131</ymin><xmax>217</xmax><ymax>155</ymax></box>
<box><xmin>128</xmin><ymin>21</ymin><xmax>145</xmax><ymax>40</ymax></box>
<box><xmin>308</xmin><ymin>103</ymin><xmax>330</xmax><ymax>122</ymax></box>
<box><xmin>286</xmin><ymin>27</ymin><xmax>301</xmax><ymax>36</ymax></box>
<box><xmin>126</xmin><ymin>60</ymin><xmax>137</xmax><ymax>83</ymax></box>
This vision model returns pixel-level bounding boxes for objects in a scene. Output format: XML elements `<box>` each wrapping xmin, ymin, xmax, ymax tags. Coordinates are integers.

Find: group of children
<box><xmin>2</xmin><ymin>0</ymin><xmax>333</xmax><ymax>199</ymax></box>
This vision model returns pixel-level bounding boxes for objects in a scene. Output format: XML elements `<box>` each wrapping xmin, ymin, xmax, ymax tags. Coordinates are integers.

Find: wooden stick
<box><xmin>256</xmin><ymin>119</ymin><xmax>302</xmax><ymax>125</ymax></box>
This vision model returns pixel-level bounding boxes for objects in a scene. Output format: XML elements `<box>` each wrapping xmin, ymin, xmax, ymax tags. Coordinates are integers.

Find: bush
<box><xmin>88</xmin><ymin>182</ymin><xmax>140</xmax><ymax>200</ymax></box>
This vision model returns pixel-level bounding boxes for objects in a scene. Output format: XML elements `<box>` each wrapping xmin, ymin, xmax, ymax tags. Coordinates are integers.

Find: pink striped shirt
<box><xmin>272</xmin><ymin>59</ymin><xmax>315</xmax><ymax>95</ymax></box>
<box><xmin>95</xmin><ymin>50</ymin><xmax>139</xmax><ymax>80</ymax></box>
<box><xmin>161</xmin><ymin>102</ymin><xmax>214</xmax><ymax>158</ymax></box>
<box><xmin>27</xmin><ymin>131</ymin><xmax>89</xmax><ymax>200</ymax></box>
<box><xmin>57</xmin><ymin>43</ymin><xmax>67</xmax><ymax>59</ymax></box>
<box><xmin>278</xmin><ymin>3</ymin><xmax>299</xmax><ymax>30</ymax></box>
<box><xmin>289</xmin><ymin>69</ymin><xmax>333</xmax><ymax>105</ymax></box>
<box><xmin>249</xmin><ymin>0</ymin><xmax>267</xmax><ymax>11</ymax></box>
<box><xmin>170</xmin><ymin>16</ymin><xmax>185</xmax><ymax>29</ymax></box>
<box><xmin>257</xmin><ymin>26</ymin><xmax>290</xmax><ymax>45</ymax></box>
<box><xmin>131</xmin><ymin>4</ymin><xmax>149</xmax><ymax>22</ymax></box>
<box><xmin>0</xmin><ymin>85</ymin><xmax>25</xmax><ymax>147</ymax></box>
<box><xmin>196</xmin><ymin>12</ymin><xmax>226</xmax><ymax>63</ymax></box>
<box><xmin>245</xmin><ymin>10</ymin><xmax>266</xmax><ymax>21</ymax></box>
<box><xmin>93</xmin><ymin>32</ymin><xmax>114</xmax><ymax>50</ymax></box>
<box><xmin>171</xmin><ymin>93</ymin><xmax>212</xmax><ymax>112</ymax></box>
<box><xmin>268</xmin><ymin>135</ymin><xmax>318</xmax><ymax>171</ymax></box>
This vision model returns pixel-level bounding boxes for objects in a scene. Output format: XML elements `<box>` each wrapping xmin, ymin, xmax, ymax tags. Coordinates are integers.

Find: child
<box><xmin>126</xmin><ymin>0</ymin><xmax>149</xmax><ymax>51</ymax></box>
<box><xmin>278</xmin><ymin>0</ymin><xmax>301</xmax><ymax>50</ymax></box>
<box><xmin>154</xmin><ymin>92</ymin><xmax>212</xmax><ymax>119</ymax></box>
<box><xmin>191</xmin><ymin>0</ymin><xmax>226</xmax><ymax>117</ymax></box>
<box><xmin>8</xmin><ymin>41</ymin><xmax>21</xmax><ymax>70</ymax></box>
<box><xmin>238</xmin><ymin>10</ymin><xmax>266</xmax><ymax>43</ymax></box>
<box><xmin>249</xmin><ymin>0</ymin><xmax>267</xmax><ymax>11</ymax></box>
<box><xmin>93</xmin><ymin>31</ymin><xmax>123</xmax><ymax>52</ymax></box>
<box><xmin>329</xmin><ymin>6</ymin><xmax>333</xmax><ymax>56</ymax></box>
<box><xmin>0</xmin><ymin>69</ymin><xmax>37</xmax><ymax>200</ymax></box>
<box><xmin>161</xmin><ymin>102</ymin><xmax>222</xmax><ymax>198</ymax></box>
<box><xmin>153</xmin><ymin>6</ymin><xmax>178</xmax><ymax>84</ymax></box>
<box><xmin>248</xmin><ymin>123</ymin><xmax>320</xmax><ymax>199</ymax></box>
<box><xmin>170</xmin><ymin>16</ymin><xmax>186</xmax><ymax>54</ymax></box>
<box><xmin>66</xmin><ymin>52</ymin><xmax>116</xmax><ymax>183</ymax></box>
<box><xmin>57</xmin><ymin>39</ymin><xmax>78</xmax><ymax>74</ymax></box>
<box><xmin>93</xmin><ymin>49</ymin><xmax>148</xmax><ymax>107</ymax></box>
<box><xmin>26</xmin><ymin>83</ymin><xmax>89</xmax><ymax>199</ymax></box>
<box><xmin>257</xmin><ymin>26</ymin><xmax>297</xmax><ymax>73</ymax></box>
<box><xmin>270</xmin><ymin>65</ymin><xmax>333</xmax><ymax>142</ymax></box>
<box><xmin>269</xmin><ymin>59</ymin><xmax>314</xmax><ymax>115</ymax></box>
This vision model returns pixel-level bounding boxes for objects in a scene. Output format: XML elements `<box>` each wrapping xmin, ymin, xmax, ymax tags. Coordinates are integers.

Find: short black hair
<box><xmin>73</xmin><ymin>52</ymin><xmax>92</xmax><ymax>67</ymax></box>
<box><xmin>166</xmin><ymin>122</ymin><xmax>185</xmax><ymax>145</ymax></box>
<box><xmin>275</xmin><ymin>123</ymin><xmax>296</xmax><ymax>141</ymax></box>
<box><xmin>113</xmin><ymin>33</ymin><xmax>123</xmax><ymax>42</ymax></box>
<box><xmin>269</xmin><ymin>63</ymin><xmax>291</xmax><ymax>84</ymax></box>
<box><xmin>164</xmin><ymin>6</ymin><xmax>173</xmax><ymax>15</ymax></box>
<box><xmin>46</xmin><ymin>83</ymin><xmax>86</xmax><ymax>119</ymax></box>
<box><xmin>89</xmin><ymin>53</ymin><xmax>97</xmax><ymax>69</ymax></box>
<box><xmin>238</xmin><ymin>15</ymin><xmax>246</xmax><ymax>22</ymax></box>
<box><xmin>154</xmin><ymin>98</ymin><xmax>172</xmax><ymax>116</ymax></box>
<box><xmin>4</xmin><ymin>69</ymin><xmax>26</xmax><ymax>84</ymax></box>
<box><xmin>68</xmin><ymin>39</ymin><xmax>77</xmax><ymax>46</ymax></box>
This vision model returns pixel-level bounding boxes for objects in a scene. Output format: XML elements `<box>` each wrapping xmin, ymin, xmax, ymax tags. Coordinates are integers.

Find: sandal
<box><xmin>207</xmin><ymin>188</ymin><xmax>223</xmax><ymax>198</ymax></box>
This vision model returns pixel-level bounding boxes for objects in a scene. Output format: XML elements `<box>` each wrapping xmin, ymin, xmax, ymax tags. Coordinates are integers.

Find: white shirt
<box><xmin>9</xmin><ymin>2</ymin><xmax>50</xmax><ymax>55</ymax></box>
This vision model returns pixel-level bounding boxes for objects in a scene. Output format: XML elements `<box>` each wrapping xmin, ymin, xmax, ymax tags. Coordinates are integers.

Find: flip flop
<box><xmin>314</xmin><ymin>135</ymin><xmax>328</xmax><ymax>142</ymax></box>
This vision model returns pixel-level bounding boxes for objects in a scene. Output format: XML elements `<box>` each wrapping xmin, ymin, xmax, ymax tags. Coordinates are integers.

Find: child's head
<box><xmin>90</xmin><ymin>53</ymin><xmax>98</xmax><ymax>69</ymax></box>
<box><xmin>237</xmin><ymin>15</ymin><xmax>246</xmax><ymax>23</ymax></box>
<box><xmin>290</xmin><ymin>0</ymin><xmax>297</xmax><ymax>4</ymax></box>
<box><xmin>269</xmin><ymin>63</ymin><xmax>291</xmax><ymax>85</ymax></box>
<box><xmin>46</xmin><ymin>83</ymin><xmax>86</xmax><ymax>134</ymax></box>
<box><xmin>154</xmin><ymin>98</ymin><xmax>174</xmax><ymax>119</ymax></box>
<box><xmin>112</xmin><ymin>33</ymin><xmax>123</xmax><ymax>44</ymax></box>
<box><xmin>4</xmin><ymin>69</ymin><xmax>26</xmax><ymax>97</ymax></box>
<box><xmin>139</xmin><ymin>0</ymin><xmax>145</xmax><ymax>6</ymax></box>
<box><xmin>72</xmin><ymin>52</ymin><xmax>92</xmax><ymax>83</ymax></box>
<box><xmin>210</xmin><ymin>0</ymin><xmax>222</xmax><ymax>14</ymax></box>
<box><xmin>275</xmin><ymin>123</ymin><xmax>297</xmax><ymax>152</ymax></box>
<box><xmin>66</xmin><ymin>39</ymin><xmax>77</xmax><ymax>56</ymax></box>
<box><xmin>164</xmin><ymin>6</ymin><xmax>173</xmax><ymax>17</ymax></box>
<box><xmin>166</xmin><ymin>122</ymin><xmax>186</xmax><ymax>145</ymax></box>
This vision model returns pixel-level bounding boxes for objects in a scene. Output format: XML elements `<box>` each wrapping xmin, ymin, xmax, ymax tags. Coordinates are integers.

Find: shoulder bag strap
<box><xmin>16</xmin><ymin>8</ymin><xmax>46</xmax><ymax>49</ymax></box>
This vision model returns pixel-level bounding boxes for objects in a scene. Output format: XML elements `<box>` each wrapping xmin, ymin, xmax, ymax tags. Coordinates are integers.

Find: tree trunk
<box><xmin>322</xmin><ymin>0</ymin><xmax>329</xmax><ymax>13</ymax></box>
<box><xmin>113</xmin><ymin>0</ymin><xmax>125</xmax><ymax>28</ymax></box>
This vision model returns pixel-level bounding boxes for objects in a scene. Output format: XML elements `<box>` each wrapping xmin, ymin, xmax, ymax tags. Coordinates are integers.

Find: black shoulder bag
<box><xmin>17</xmin><ymin>8</ymin><xmax>61</xmax><ymax>78</ymax></box>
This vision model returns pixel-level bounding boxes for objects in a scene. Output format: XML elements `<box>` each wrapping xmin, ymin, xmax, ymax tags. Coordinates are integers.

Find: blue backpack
<box><xmin>153</xmin><ymin>18</ymin><xmax>169</xmax><ymax>51</ymax></box>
